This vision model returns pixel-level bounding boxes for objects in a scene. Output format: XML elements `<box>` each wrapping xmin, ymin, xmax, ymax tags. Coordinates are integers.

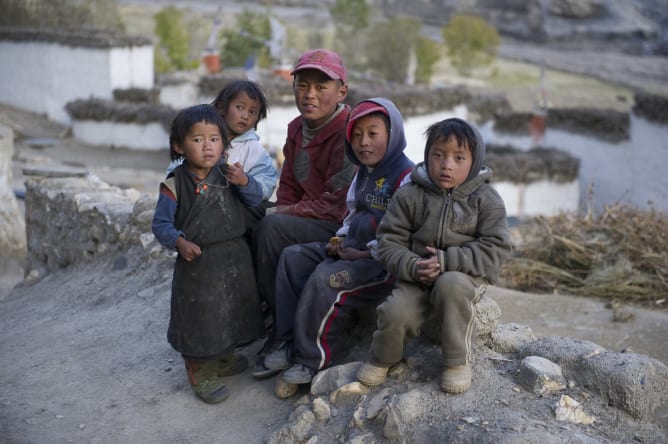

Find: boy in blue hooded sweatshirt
<box><xmin>263</xmin><ymin>98</ymin><xmax>414</xmax><ymax>391</ymax></box>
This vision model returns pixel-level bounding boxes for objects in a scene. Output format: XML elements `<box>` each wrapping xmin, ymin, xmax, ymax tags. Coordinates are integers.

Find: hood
<box><xmin>422</xmin><ymin>117</ymin><xmax>486</xmax><ymax>184</ymax></box>
<box><xmin>411</xmin><ymin>163</ymin><xmax>493</xmax><ymax>197</ymax></box>
<box><xmin>344</xmin><ymin>97</ymin><xmax>407</xmax><ymax>170</ymax></box>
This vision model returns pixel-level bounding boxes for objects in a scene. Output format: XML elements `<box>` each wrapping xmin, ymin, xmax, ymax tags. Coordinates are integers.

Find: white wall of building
<box><xmin>494</xmin><ymin>180</ymin><xmax>580</xmax><ymax>218</ymax></box>
<box><xmin>71</xmin><ymin>120</ymin><xmax>168</xmax><ymax>151</ymax></box>
<box><xmin>0</xmin><ymin>40</ymin><xmax>153</xmax><ymax>125</ymax></box>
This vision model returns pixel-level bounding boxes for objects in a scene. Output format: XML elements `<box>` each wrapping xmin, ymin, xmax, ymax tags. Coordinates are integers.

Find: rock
<box><xmin>329</xmin><ymin>382</ymin><xmax>369</xmax><ymax>405</ymax></box>
<box><xmin>275</xmin><ymin>375</ymin><xmax>299</xmax><ymax>400</ymax></box>
<box><xmin>268</xmin><ymin>405</ymin><xmax>315</xmax><ymax>444</ymax></box>
<box><xmin>518</xmin><ymin>356</ymin><xmax>567</xmax><ymax>395</ymax></box>
<box><xmin>489</xmin><ymin>322</ymin><xmax>537</xmax><ymax>353</ymax></box>
<box><xmin>520</xmin><ymin>336</ymin><xmax>606</xmax><ymax>370</ymax></box>
<box><xmin>311</xmin><ymin>362</ymin><xmax>359</xmax><ymax>396</ymax></box>
<box><xmin>311</xmin><ymin>397</ymin><xmax>331</xmax><ymax>422</ymax></box>
<box><xmin>553</xmin><ymin>394</ymin><xmax>595</xmax><ymax>425</ymax></box>
<box><xmin>22</xmin><ymin>173</ymin><xmax>150</xmax><ymax>279</ymax></box>
<box><xmin>577</xmin><ymin>351</ymin><xmax>668</xmax><ymax>420</ymax></box>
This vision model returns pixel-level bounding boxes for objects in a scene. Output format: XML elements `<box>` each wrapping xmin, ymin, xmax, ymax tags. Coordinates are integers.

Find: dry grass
<box><xmin>500</xmin><ymin>204</ymin><xmax>668</xmax><ymax>307</ymax></box>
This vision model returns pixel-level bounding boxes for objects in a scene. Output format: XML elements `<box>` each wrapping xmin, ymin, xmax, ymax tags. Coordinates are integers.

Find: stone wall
<box><xmin>22</xmin><ymin>171</ymin><xmax>157</xmax><ymax>282</ymax></box>
<box><xmin>0</xmin><ymin>124</ymin><xmax>26</xmax><ymax>259</ymax></box>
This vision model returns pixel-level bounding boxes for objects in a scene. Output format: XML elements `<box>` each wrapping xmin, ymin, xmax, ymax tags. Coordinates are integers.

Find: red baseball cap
<box><xmin>346</xmin><ymin>101</ymin><xmax>388</xmax><ymax>142</ymax></box>
<box><xmin>292</xmin><ymin>49</ymin><xmax>347</xmax><ymax>83</ymax></box>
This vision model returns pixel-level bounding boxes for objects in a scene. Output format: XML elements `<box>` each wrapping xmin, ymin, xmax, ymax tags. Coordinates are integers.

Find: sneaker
<box><xmin>184</xmin><ymin>359</ymin><xmax>229</xmax><ymax>404</ymax></box>
<box><xmin>218</xmin><ymin>353</ymin><xmax>248</xmax><ymax>377</ymax></box>
<box><xmin>264</xmin><ymin>342</ymin><xmax>292</xmax><ymax>370</ymax></box>
<box><xmin>251</xmin><ymin>337</ymin><xmax>282</xmax><ymax>379</ymax></box>
<box><xmin>440</xmin><ymin>363</ymin><xmax>472</xmax><ymax>394</ymax></box>
<box><xmin>251</xmin><ymin>355</ymin><xmax>282</xmax><ymax>379</ymax></box>
<box><xmin>282</xmin><ymin>364</ymin><xmax>316</xmax><ymax>384</ymax></box>
<box><xmin>357</xmin><ymin>362</ymin><xmax>388</xmax><ymax>386</ymax></box>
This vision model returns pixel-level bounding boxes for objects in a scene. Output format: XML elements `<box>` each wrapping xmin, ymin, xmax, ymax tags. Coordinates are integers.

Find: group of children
<box><xmin>151</xmin><ymin>49</ymin><xmax>512</xmax><ymax>404</ymax></box>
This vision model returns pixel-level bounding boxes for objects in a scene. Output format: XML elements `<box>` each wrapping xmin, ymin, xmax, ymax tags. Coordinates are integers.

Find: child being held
<box><xmin>168</xmin><ymin>80</ymin><xmax>277</xmax><ymax>223</ymax></box>
<box><xmin>356</xmin><ymin>117</ymin><xmax>512</xmax><ymax>394</ymax></box>
<box><xmin>152</xmin><ymin>104</ymin><xmax>264</xmax><ymax>404</ymax></box>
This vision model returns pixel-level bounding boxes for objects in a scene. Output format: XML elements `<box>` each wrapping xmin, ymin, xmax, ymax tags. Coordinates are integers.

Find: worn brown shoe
<box><xmin>357</xmin><ymin>362</ymin><xmax>389</xmax><ymax>386</ymax></box>
<box><xmin>185</xmin><ymin>359</ymin><xmax>229</xmax><ymax>404</ymax></box>
<box><xmin>440</xmin><ymin>363</ymin><xmax>472</xmax><ymax>394</ymax></box>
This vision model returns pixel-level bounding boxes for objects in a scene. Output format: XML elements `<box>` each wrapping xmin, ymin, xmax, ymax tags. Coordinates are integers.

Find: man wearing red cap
<box><xmin>252</xmin><ymin>49</ymin><xmax>356</xmax><ymax>378</ymax></box>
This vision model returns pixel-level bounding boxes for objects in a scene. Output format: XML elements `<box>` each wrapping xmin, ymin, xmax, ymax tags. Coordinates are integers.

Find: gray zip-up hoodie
<box><xmin>376</xmin><ymin>119</ymin><xmax>512</xmax><ymax>284</ymax></box>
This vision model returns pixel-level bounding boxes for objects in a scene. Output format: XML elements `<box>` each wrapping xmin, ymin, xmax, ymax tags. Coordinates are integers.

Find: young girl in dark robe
<box><xmin>152</xmin><ymin>104</ymin><xmax>264</xmax><ymax>403</ymax></box>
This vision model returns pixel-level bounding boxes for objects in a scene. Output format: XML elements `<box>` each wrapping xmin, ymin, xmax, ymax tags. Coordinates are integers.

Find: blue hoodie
<box><xmin>337</xmin><ymin>97</ymin><xmax>414</xmax><ymax>251</ymax></box>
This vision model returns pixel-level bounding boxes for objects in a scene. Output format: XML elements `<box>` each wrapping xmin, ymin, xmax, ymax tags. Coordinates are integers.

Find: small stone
<box><xmin>112</xmin><ymin>255</ymin><xmax>128</xmax><ymax>270</ymax></box>
<box><xmin>275</xmin><ymin>376</ymin><xmax>299</xmax><ymax>399</ymax></box>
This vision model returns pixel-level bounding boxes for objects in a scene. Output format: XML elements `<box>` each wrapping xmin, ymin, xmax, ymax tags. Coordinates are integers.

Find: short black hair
<box><xmin>211</xmin><ymin>80</ymin><xmax>269</xmax><ymax>129</ymax></box>
<box><xmin>169</xmin><ymin>104</ymin><xmax>229</xmax><ymax>161</ymax></box>
<box><xmin>424</xmin><ymin>118</ymin><xmax>477</xmax><ymax>165</ymax></box>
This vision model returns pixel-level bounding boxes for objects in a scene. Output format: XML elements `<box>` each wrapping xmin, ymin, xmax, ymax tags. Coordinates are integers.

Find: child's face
<box><xmin>427</xmin><ymin>136</ymin><xmax>473</xmax><ymax>190</ymax></box>
<box><xmin>223</xmin><ymin>91</ymin><xmax>260</xmax><ymax>137</ymax></box>
<box><xmin>293</xmin><ymin>69</ymin><xmax>347</xmax><ymax>128</ymax></box>
<box><xmin>350</xmin><ymin>115</ymin><xmax>388</xmax><ymax>168</ymax></box>
<box><xmin>173</xmin><ymin>121</ymin><xmax>224</xmax><ymax>179</ymax></box>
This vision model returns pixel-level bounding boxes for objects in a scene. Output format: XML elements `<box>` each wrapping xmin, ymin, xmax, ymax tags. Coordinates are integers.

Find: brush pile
<box><xmin>500</xmin><ymin>204</ymin><xmax>668</xmax><ymax>307</ymax></box>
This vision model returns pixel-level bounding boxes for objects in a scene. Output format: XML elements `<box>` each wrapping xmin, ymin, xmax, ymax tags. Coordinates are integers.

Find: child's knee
<box><xmin>433</xmin><ymin>272</ymin><xmax>477</xmax><ymax>303</ymax></box>
<box><xmin>376</xmin><ymin>297</ymin><xmax>413</xmax><ymax>328</ymax></box>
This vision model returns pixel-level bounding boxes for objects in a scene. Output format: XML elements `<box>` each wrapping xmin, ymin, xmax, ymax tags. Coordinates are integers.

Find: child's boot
<box><xmin>440</xmin><ymin>363</ymin><xmax>472</xmax><ymax>394</ymax></box>
<box><xmin>357</xmin><ymin>361</ymin><xmax>389</xmax><ymax>386</ymax></box>
<box><xmin>218</xmin><ymin>353</ymin><xmax>248</xmax><ymax>377</ymax></box>
<box><xmin>184</xmin><ymin>359</ymin><xmax>229</xmax><ymax>404</ymax></box>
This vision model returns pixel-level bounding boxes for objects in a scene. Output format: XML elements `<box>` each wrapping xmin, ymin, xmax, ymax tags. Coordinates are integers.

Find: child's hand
<box><xmin>175</xmin><ymin>237</ymin><xmax>202</xmax><ymax>262</ymax></box>
<box><xmin>416</xmin><ymin>246</ymin><xmax>440</xmax><ymax>284</ymax></box>
<box><xmin>225</xmin><ymin>162</ymin><xmax>249</xmax><ymax>186</ymax></box>
<box><xmin>338</xmin><ymin>247</ymin><xmax>370</xmax><ymax>261</ymax></box>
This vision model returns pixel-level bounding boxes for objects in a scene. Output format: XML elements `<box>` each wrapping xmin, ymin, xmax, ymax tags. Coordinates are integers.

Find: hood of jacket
<box><xmin>344</xmin><ymin>97</ymin><xmax>408</xmax><ymax>171</ymax></box>
<box><xmin>416</xmin><ymin>117</ymin><xmax>490</xmax><ymax>194</ymax></box>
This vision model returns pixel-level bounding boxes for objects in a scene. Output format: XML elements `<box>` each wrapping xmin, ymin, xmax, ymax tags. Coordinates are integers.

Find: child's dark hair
<box><xmin>169</xmin><ymin>104</ymin><xmax>229</xmax><ymax>161</ymax></box>
<box><xmin>211</xmin><ymin>80</ymin><xmax>269</xmax><ymax>129</ymax></box>
<box><xmin>423</xmin><ymin>117</ymin><xmax>478</xmax><ymax>165</ymax></box>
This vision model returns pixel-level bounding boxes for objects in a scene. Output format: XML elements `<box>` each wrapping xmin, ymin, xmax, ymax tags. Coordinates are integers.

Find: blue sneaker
<box><xmin>264</xmin><ymin>342</ymin><xmax>293</xmax><ymax>370</ymax></box>
<box><xmin>282</xmin><ymin>364</ymin><xmax>315</xmax><ymax>385</ymax></box>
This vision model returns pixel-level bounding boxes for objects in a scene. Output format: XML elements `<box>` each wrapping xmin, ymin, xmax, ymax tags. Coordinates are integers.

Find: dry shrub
<box><xmin>500</xmin><ymin>204</ymin><xmax>668</xmax><ymax>306</ymax></box>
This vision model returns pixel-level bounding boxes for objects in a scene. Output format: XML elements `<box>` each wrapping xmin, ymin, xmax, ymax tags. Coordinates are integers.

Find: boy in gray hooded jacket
<box><xmin>357</xmin><ymin>117</ymin><xmax>511</xmax><ymax>394</ymax></box>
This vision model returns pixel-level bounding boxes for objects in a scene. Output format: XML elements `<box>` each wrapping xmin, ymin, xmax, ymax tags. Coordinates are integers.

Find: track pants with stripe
<box><xmin>369</xmin><ymin>271</ymin><xmax>487</xmax><ymax>368</ymax></box>
<box><xmin>274</xmin><ymin>242</ymin><xmax>394</xmax><ymax>371</ymax></box>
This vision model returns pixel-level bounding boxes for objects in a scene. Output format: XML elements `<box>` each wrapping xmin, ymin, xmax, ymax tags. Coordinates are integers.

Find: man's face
<box><xmin>293</xmin><ymin>69</ymin><xmax>347</xmax><ymax>128</ymax></box>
